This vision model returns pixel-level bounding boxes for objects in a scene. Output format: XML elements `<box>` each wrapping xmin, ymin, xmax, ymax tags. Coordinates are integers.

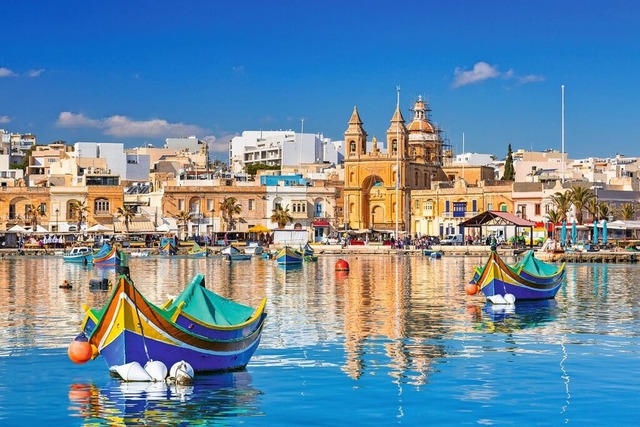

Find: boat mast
<box><xmin>561</xmin><ymin>85</ymin><xmax>565</xmax><ymax>183</ymax></box>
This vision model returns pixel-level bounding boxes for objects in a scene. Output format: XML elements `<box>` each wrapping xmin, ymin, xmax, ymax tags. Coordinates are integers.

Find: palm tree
<box><xmin>546</xmin><ymin>208</ymin><xmax>562</xmax><ymax>248</ymax></box>
<box><xmin>550</xmin><ymin>191</ymin><xmax>572</xmax><ymax>222</ymax></box>
<box><xmin>219</xmin><ymin>197</ymin><xmax>242</xmax><ymax>231</ymax></box>
<box><xmin>617</xmin><ymin>203</ymin><xmax>637</xmax><ymax>221</ymax></box>
<box><xmin>270</xmin><ymin>205</ymin><xmax>293</xmax><ymax>229</ymax></box>
<box><xmin>173</xmin><ymin>210</ymin><xmax>194</xmax><ymax>239</ymax></box>
<box><xmin>567</xmin><ymin>186</ymin><xmax>594</xmax><ymax>224</ymax></box>
<box><xmin>25</xmin><ymin>204</ymin><xmax>47</xmax><ymax>229</ymax></box>
<box><xmin>70</xmin><ymin>201</ymin><xmax>89</xmax><ymax>231</ymax></box>
<box><xmin>116</xmin><ymin>205</ymin><xmax>136</xmax><ymax>234</ymax></box>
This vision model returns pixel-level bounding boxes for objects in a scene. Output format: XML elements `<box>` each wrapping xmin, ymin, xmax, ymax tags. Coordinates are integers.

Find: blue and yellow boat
<box><xmin>92</xmin><ymin>242</ymin><xmax>120</xmax><ymax>266</ymax></box>
<box><xmin>275</xmin><ymin>246</ymin><xmax>303</xmax><ymax>265</ymax></box>
<box><xmin>470</xmin><ymin>250</ymin><xmax>565</xmax><ymax>300</ymax></box>
<box><xmin>79</xmin><ymin>266</ymin><xmax>267</xmax><ymax>373</ymax></box>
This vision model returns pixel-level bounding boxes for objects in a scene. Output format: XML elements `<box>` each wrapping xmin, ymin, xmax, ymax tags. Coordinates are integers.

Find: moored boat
<box><xmin>92</xmin><ymin>242</ymin><xmax>120</xmax><ymax>266</ymax></box>
<box><xmin>130</xmin><ymin>250</ymin><xmax>150</xmax><ymax>258</ymax></box>
<box><xmin>187</xmin><ymin>242</ymin><xmax>208</xmax><ymax>258</ymax></box>
<box><xmin>77</xmin><ymin>265</ymin><xmax>267</xmax><ymax>373</ymax></box>
<box><xmin>470</xmin><ymin>250</ymin><xmax>565</xmax><ymax>301</ymax></box>
<box><xmin>225</xmin><ymin>253</ymin><xmax>252</xmax><ymax>261</ymax></box>
<box><xmin>63</xmin><ymin>246</ymin><xmax>93</xmax><ymax>263</ymax></box>
<box><xmin>244</xmin><ymin>242</ymin><xmax>264</xmax><ymax>255</ymax></box>
<box><xmin>275</xmin><ymin>246</ymin><xmax>303</xmax><ymax>265</ymax></box>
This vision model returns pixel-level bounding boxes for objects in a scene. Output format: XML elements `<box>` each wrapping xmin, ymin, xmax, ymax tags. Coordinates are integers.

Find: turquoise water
<box><xmin>0</xmin><ymin>254</ymin><xmax>638</xmax><ymax>425</ymax></box>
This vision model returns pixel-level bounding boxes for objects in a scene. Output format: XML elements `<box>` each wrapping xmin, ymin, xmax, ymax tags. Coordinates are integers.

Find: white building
<box><xmin>229</xmin><ymin>131</ymin><xmax>327</xmax><ymax>173</ymax></box>
<box><xmin>453</xmin><ymin>152</ymin><xmax>495</xmax><ymax>166</ymax></box>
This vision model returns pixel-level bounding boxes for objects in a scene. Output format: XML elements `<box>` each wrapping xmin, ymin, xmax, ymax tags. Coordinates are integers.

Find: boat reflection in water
<box><xmin>473</xmin><ymin>299</ymin><xmax>560</xmax><ymax>333</ymax></box>
<box><xmin>68</xmin><ymin>370</ymin><xmax>261</xmax><ymax>424</ymax></box>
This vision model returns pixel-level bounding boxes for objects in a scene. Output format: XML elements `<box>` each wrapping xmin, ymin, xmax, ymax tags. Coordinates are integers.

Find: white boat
<box><xmin>130</xmin><ymin>250</ymin><xmax>150</xmax><ymax>258</ymax></box>
<box><xmin>244</xmin><ymin>242</ymin><xmax>263</xmax><ymax>255</ymax></box>
<box><xmin>63</xmin><ymin>246</ymin><xmax>93</xmax><ymax>263</ymax></box>
<box><xmin>221</xmin><ymin>245</ymin><xmax>240</xmax><ymax>255</ymax></box>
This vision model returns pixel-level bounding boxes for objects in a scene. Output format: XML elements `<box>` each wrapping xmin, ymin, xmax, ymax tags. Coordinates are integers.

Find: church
<box><xmin>342</xmin><ymin>96</ymin><xmax>449</xmax><ymax>235</ymax></box>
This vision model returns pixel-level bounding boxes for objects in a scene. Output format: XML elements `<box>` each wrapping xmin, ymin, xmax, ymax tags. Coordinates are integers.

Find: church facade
<box><xmin>342</xmin><ymin>97</ymin><xmax>449</xmax><ymax>235</ymax></box>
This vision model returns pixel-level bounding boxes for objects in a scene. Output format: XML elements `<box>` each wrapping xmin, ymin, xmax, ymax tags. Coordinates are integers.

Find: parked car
<box><xmin>440</xmin><ymin>234</ymin><xmax>463</xmax><ymax>245</ymax></box>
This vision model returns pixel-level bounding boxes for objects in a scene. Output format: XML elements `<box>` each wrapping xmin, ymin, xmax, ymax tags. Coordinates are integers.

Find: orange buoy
<box><xmin>68</xmin><ymin>334</ymin><xmax>93</xmax><ymax>364</ymax></box>
<box><xmin>335</xmin><ymin>259</ymin><xmax>350</xmax><ymax>272</ymax></box>
<box><xmin>465</xmin><ymin>282</ymin><xmax>479</xmax><ymax>295</ymax></box>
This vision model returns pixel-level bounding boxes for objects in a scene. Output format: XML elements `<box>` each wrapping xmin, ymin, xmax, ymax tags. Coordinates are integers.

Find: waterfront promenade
<box><xmin>3</xmin><ymin>242</ymin><xmax>637</xmax><ymax>263</ymax></box>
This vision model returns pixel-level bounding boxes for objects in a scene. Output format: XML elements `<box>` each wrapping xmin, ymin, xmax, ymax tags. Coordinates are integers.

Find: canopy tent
<box><xmin>27</xmin><ymin>225</ymin><xmax>49</xmax><ymax>234</ymax></box>
<box><xmin>7</xmin><ymin>225</ymin><xmax>28</xmax><ymax>233</ymax></box>
<box><xmin>247</xmin><ymin>224</ymin><xmax>271</xmax><ymax>233</ymax></box>
<box><xmin>86</xmin><ymin>223</ymin><xmax>112</xmax><ymax>232</ymax></box>
<box><xmin>156</xmin><ymin>223</ymin><xmax>171</xmax><ymax>232</ymax></box>
<box><xmin>458</xmin><ymin>210</ymin><xmax>536</xmax><ymax>248</ymax></box>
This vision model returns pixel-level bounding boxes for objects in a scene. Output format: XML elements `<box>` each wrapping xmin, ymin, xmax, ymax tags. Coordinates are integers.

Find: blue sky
<box><xmin>1</xmin><ymin>0</ymin><xmax>639</xmax><ymax>161</ymax></box>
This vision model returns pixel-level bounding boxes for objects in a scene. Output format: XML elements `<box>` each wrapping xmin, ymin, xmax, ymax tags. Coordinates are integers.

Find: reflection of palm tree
<box><xmin>71</xmin><ymin>201</ymin><xmax>89</xmax><ymax>231</ymax></box>
<box><xmin>270</xmin><ymin>205</ymin><xmax>293</xmax><ymax>229</ymax></box>
<box><xmin>116</xmin><ymin>205</ymin><xmax>136</xmax><ymax>234</ymax></box>
<box><xmin>173</xmin><ymin>210</ymin><xmax>194</xmax><ymax>238</ymax></box>
<box><xmin>219</xmin><ymin>197</ymin><xmax>242</xmax><ymax>231</ymax></box>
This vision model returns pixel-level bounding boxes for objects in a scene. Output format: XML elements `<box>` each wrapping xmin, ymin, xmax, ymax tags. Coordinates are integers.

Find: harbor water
<box><xmin>0</xmin><ymin>253</ymin><xmax>638</xmax><ymax>425</ymax></box>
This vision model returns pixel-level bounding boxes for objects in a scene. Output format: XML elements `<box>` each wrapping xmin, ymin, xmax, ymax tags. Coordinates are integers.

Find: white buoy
<box><xmin>144</xmin><ymin>360</ymin><xmax>168</xmax><ymax>382</ymax></box>
<box><xmin>504</xmin><ymin>293</ymin><xmax>516</xmax><ymax>305</ymax></box>
<box><xmin>114</xmin><ymin>361</ymin><xmax>152</xmax><ymax>382</ymax></box>
<box><xmin>487</xmin><ymin>294</ymin><xmax>507</xmax><ymax>305</ymax></box>
<box><xmin>169</xmin><ymin>360</ymin><xmax>195</xmax><ymax>385</ymax></box>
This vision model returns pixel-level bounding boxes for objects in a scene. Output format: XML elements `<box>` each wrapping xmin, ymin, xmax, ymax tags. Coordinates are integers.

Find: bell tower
<box><xmin>386</xmin><ymin>105</ymin><xmax>407</xmax><ymax>160</ymax></box>
<box><xmin>344</xmin><ymin>106</ymin><xmax>367</xmax><ymax>160</ymax></box>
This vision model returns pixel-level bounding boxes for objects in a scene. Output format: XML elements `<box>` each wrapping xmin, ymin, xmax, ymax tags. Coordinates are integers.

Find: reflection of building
<box><xmin>342</xmin><ymin>97</ymin><xmax>448</xmax><ymax>234</ymax></box>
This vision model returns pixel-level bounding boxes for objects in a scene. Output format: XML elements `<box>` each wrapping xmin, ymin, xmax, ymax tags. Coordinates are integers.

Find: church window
<box><xmin>392</xmin><ymin>140</ymin><xmax>397</xmax><ymax>153</ymax></box>
<box><xmin>350</xmin><ymin>141</ymin><xmax>356</xmax><ymax>153</ymax></box>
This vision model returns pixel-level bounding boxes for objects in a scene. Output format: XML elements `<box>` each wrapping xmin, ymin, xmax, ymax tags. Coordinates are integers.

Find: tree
<box><xmin>501</xmin><ymin>144</ymin><xmax>515</xmax><ymax>181</ymax></box>
<box><xmin>246</xmin><ymin>163</ymin><xmax>280</xmax><ymax>176</ymax></box>
<box><xmin>219</xmin><ymin>197</ymin><xmax>242</xmax><ymax>231</ymax></box>
<box><xmin>546</xmin><ymin>208</ymin><xmax>562</xmax><ymax>246</ymax></box>
<box><xmin>116</xmin><ymin>205</ymin><xmax>136</xmax><ymax>234</ymax></box>
<box><xmin>70</xmin><ymin>201</ymin><xmax>89</xmax><ymax>232</ymax></box>
<box><xmin>567</xmin><ymin>186</ymin><xmax>595</xmax><ymax>224</ymax></box>
<box><xmin>617</xmin><ymin>203</ymin><xmax>637</xmax><ymax>221</ymax></box>
<box><xmin>173</xmin><ymin>210</ymin><xmax>194</xmax><ymax>239</ymax></box>
<box><xmin>270</xmin><ymin>205</ymin><xmax>293</xmax><ymax>229</ymax></box>
<box><xmin>25</xmin><ymin>204</ymin><xmax>47</xmax><ymax>228</ymax></box>
<box><xmin>550</xmin><ymin>191</ymin><xmax>572</xmax><ymax>222</ymax></box>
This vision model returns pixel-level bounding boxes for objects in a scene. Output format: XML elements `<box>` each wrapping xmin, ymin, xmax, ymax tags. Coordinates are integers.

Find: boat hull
<box><xmin>275</xmin><ymin>247</ymin><xmax>303</xmax><ymax>265</ymax></box>
<box><xmin>63</xmin><ymin>253</ymin><xmax>93</xmax><ymax>263</ymax></box>
<box><xmin>81</xmin><ymin>274</ymin><xmax>267</xmax><ymax>373</ymax></box>
<box><xmin>473</xmin><ymin>251</ymin><xmax>564</xmax><ymax>300</ymax></box>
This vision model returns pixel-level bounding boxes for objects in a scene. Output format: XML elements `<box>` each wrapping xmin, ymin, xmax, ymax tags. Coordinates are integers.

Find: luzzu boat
<box><xmin>275</xmin><ymin>246</ymin><xmax>303</xmax><ymax>265</ymax></box>
<box><xmin>187</xmin><ymin>242</ymin><xmax>208</xmax><ymax>258</ymax></box>
<box><xmin>63</xmin><ymin>246</ymin><xmax>93</xmax><ymax>263</ymax></box>
<box><xmin>78</xmin><ymin>263</ymin><xmax>267</xmax><ymax>373</ymax></box>
<box><xmin>92</xmin><ymin>242</ymin><xmax>120</xmax><ymax>266</ymax></box>
<box><xmin>470</xmin><ymin>250</ymin><xmax>565</xmax><ymax>300</ymax></box>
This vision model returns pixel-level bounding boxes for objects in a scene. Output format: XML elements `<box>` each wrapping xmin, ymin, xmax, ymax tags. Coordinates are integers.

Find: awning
<box><xmin>114</xmin><ymin>219</ymin><xmax>156</xmax><ymax>233</ymax></box>
<box><xmin>312</xmin><ymin>221</ymin><xmax>330</xmax><ymax>227</ymax></box>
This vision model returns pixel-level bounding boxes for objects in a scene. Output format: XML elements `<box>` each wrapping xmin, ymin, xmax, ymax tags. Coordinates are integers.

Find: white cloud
<box><xmin>518</xmin><ymin>74</ymin><xmax>545</xmax><ymax>84</ymax></box>
<box><xmin>203</xmin><ymin>133</ymin><xmax>238</xmax><ymax>153</ymax></box>
<box><xmin>0</xmin><ymin>67</ymin><xmax>17</xmax><ymax>77</ymax></box>
<box><xmin>452</xmin><ymin>61</ymin><xmax>544</xmax><ymax>88</ymax></box>
<box><xmin>232</xmin><ymin>65</ymin><xmax>245</xmax><ymax>73</ymax></box>
<box><xmin>452</xmin><ymin>62</ymin><xmax>500</xmax><ymax>88</ymax></box>
<box><xmin>56</xmin><ymin>111</ymin><xmax>206</xmax><ymax>138</ymax></box>
<box><xmin>0</xmin><ymin>115</ymin><xmax>11</xmax><ymax>124</ymax></box>
<box><xmin>27</xmin><ymin>69</ymin><xmax>45</xmax><ymax>77</ymax></box>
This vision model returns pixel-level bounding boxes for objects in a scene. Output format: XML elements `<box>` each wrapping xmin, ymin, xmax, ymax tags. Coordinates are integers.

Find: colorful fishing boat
<box><xmin>275</xmin><ymin>246</ymin><xmax>303</xmax><ymax>265</ymax></box>
<box><xmin>470</xmin><ymin>250</ymin><xmax>565</xmax><ymax>301</ymax></box>
<box><xmin>187</xmin><ymin>242</ymin><xmax>208</xmax><ymax>258</ymax></box>
<box><xmin>225</xmin><ymin>253</ymin><xmax>252</xmax><ymax>261</ymax></box>
<box><xmin>92</xmin><ymin>242</ymin><xmax>120</xmax><ymax>266</ymax></box>
<box><xmin>78</xmin><ymin>264</ymin><xmax>267</xmax><ymax>373</ymax></box>
<box><xmin>63</xmin><ymin>246</ymin><xmax>93</xmax><ymax>263</ymax></box>
<box><xmin>159</xmin><ymin>237</ymin><xmax>177</xmax><ymax>255</ymax></box>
